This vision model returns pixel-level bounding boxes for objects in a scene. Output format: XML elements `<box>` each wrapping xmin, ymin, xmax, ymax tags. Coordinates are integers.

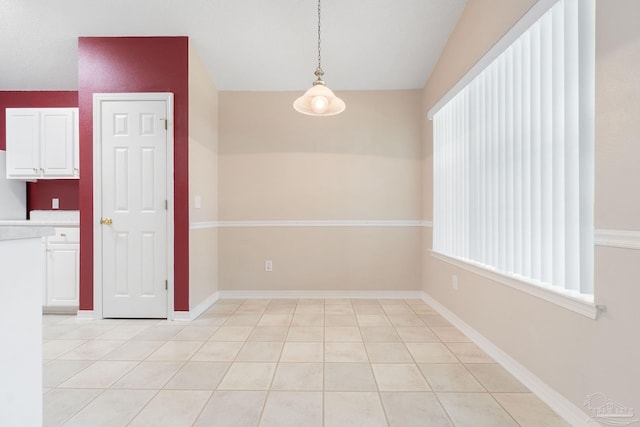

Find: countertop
<box><xmin>0</xmin><ymin>210</ymin><xmax>78</xmax><ymax>240</ymax></box>
<box><xmin>0</xmin><ymin>226</ymin><xmax>54</xmax><ymax>241</ymax></box>
<box><xmin>0</xmin><ymin>219</ymin><xmax>79</xmax><ymax>227</ymax></box>
<box><xmin>0</xmin><ymin>210</ymin><xmax>79</xmax><ymax>228</ymax></box>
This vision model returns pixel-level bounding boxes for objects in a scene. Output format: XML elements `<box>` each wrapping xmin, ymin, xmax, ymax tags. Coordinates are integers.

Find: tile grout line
<box><xmin>46</xmin><ymin>315</ymin><xmax>111</xmax><ymax>425</ymax></box>
<box><xmin>322</xmin><ymin>299</ymin><xmax>326</xmax><ymax>427</ymax></box>
<box><xmin>253</xmin><ymin>299</ymin><xmax>289</xmax><ymax>426</ymax></box>
<box><xmin>374</xmin><ymin>301</ymin><xmax>397</xmax><ymax>427</ymax></box>
<box><xmin>168</xmin><ymin>302</ymin><xmax>239</xmax><ymax>425</ymax></box>
<box><xmin>123</xmin><ymin>389</ymin><xmax>162</xmax><ymax>427</ymax></box>
<box><xmin>404</xmin><ymin>301</ymin><xmax>458</xmax><ymax>427</ymax></box>
<box><xmin>57</xmin><ymin>318</ymin><xmax>159</xmax><ymax>425</ymax></box>
<box><xmin>110</xmin><ymin>319</ymin><xmax>190</xmax><ymax>426</ymax></box>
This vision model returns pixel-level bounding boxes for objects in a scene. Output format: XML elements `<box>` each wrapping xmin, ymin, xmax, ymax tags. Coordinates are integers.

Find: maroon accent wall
<box><xmin>0</xmin><ymin>91</ymin><xmax>80</xmax><ymax>213</ymax></box>
<box><xmin>77</xmin><ymin>37</ymin><xmax>190</xmax><ymax>312</ymax></box>
<box><xmin>28</xmin><ymin>180</ymin><xmax>80</xmax><ymax>212</ymax></box>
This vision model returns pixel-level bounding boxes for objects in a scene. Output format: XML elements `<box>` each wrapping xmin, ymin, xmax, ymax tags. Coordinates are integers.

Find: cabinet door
<box><xmin>46</xmin><ymin>243</ymin><xmax>79</xmax><ymax>306</ymax></box>
<box><xmin>5</xmin><ymin>109</ymin><xmax>40</xmax><ymax>178</ymax></box>
<box><xmin>41</xmin><ymin>109</ymin><xmax>76</xmax><ymax>178</ymax></box>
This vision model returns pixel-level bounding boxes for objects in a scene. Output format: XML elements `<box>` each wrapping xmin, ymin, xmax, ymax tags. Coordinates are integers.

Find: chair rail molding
<box><xmin>594</xmin><ymin>229</ymin><xmax>640</xmax><ymax>250</ymax></box>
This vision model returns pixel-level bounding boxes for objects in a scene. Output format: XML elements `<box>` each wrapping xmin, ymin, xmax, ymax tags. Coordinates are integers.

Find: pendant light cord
<box><xmin>293</xmin><ymin>0</ymin><xmax>345</xmax><ymax>115</ymax></box>
<box><xmin>317</xmin><ymin>0</ymin><xmax>322</xmax><ymax>74</ymax></box>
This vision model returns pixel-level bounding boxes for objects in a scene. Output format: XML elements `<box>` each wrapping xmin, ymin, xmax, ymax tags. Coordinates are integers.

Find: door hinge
<box><xmin>165</xmin><ymin>200</ymin><xmax>168</xmax><ymax>210</ymax></box>
<box><xmin>161</xmin><ymin>118</ymin><xmax>167</xmax><ymax>130</ymax></box>
<box><xmin>165</xmin><ymin>280</ymin><xmax>168</xmax><ymax>290</ymax></box>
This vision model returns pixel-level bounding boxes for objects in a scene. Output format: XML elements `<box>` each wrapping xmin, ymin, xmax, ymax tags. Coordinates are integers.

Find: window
<box><xmin>429</xmin><ymin>0</ymin><xmax>595</xmax><ymax>305</ymax></box>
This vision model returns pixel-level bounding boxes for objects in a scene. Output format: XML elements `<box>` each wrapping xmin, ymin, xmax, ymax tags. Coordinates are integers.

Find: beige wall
<box><xmin>218</xmin><ymin>227</ymin><xmax>422</xmax><ymax>292</ymax></box>
<box><xmin>595</xmin><ymin>1</ymin><xmax>640</xmax><ymax>229</ymax></box>
<box><xmin>218</xmin><ymin>90</ymin><xmax>423</xmax><ymax>292</ymax></box>
<box><xmin>422</xmin><ymin>0</ymin><xmax>640</xmax><ymax>418</ymax></box>
<box><xmin>188</xmin><ymin>43</ymin><xmax>219</xmax><ymax>308</ymax></box>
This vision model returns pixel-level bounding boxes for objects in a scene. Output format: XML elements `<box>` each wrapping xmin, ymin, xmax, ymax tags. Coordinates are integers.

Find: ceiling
<box><xmin>0</xmin><ymin>0</ymin><xmax>466</xmax><ymax>92</ymax></box>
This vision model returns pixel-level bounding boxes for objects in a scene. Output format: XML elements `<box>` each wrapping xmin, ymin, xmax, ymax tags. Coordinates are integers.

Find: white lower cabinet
<box><xmin>44</xmin><ymin>227</ymin><xmax>79</xmax><ymax>308</ymax></box>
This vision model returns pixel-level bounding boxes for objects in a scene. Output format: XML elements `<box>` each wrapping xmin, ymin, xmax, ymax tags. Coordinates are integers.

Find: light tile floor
<box><xmin>43</xmin><ymin>298</ymin><xmax>570</xmax><ymax>426</ymax></box>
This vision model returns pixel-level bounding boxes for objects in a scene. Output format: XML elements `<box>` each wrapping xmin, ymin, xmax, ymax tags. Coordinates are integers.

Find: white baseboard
<box><xmin>75</xmin><ymin>310</ymin><xmax>98</xmax><ymax>320</ymax></box>
<box><xmin>218</xmin><ymin>290</ymin><xmax>424</xmax><ymax>300</ymax></box>
<box><xmin>75</xmin><ymin>294</ymin><xmax>221</xmax><ymax>322</ymax></box>
<box><xmin>173</xmin><ymin>292</ymin><xmax>220</xmax><ymax>321</ymax></box>
<box><xmin>422</xmin><ymin>292</ymin><xmax>591</xmax><ymax>427</ymax></box>
<box><xmin>43</xmin><ymin>306</ymin><xmax>78</xmax><ymax>315</ymax></box>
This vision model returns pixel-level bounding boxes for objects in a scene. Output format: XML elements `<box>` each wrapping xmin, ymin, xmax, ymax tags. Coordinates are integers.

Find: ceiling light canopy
<box><xmin>293</xmin><ymin>0</ymin><xmax>345</xmax><ymax>116</ymax></box>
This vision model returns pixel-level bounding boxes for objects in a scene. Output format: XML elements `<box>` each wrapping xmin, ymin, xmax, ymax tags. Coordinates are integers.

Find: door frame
<box><xmin>92</xmin><ymin>92</ymin><xmax>175</xmax><ymax>320</ymax></box>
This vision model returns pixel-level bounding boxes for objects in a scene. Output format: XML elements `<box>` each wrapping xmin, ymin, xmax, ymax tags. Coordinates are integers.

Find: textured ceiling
<box><xmin>0</xmin><ymin>0</ymin><xmax>466</xmax><ymax>91</ymax></box>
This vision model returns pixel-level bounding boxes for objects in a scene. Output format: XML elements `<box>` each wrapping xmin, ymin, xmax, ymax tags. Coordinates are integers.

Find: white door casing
<box><xmin>93</xmin><ymin>93</ymin><xmax>174</xmax><ymax>319</ymax></box>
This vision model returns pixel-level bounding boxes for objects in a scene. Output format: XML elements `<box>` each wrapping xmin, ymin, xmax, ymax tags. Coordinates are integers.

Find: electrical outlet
<box><xmin>452</xmin><ymin>275</ymin><xmax>458</xmax><ymax>290</ymax></box>
<box><xmin>194</xmin><ymin>195</ymin><xmax>202</xmax><ymax>209</ymax></box>
<box><xmin>265</xmin><ymin>260</ymin><xmax>273</xmax><ymax>272</ymax></box>
<box><xmin>52</xmin><ymin>198</ymin><xmax>59</xmax><ymax>209</ymax></box>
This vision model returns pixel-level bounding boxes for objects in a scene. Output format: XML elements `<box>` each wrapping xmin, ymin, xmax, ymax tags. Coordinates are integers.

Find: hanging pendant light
<box><xmin>293</xmin><ymin>0</ymin><xmax>345</xmax><ymax>116</ymax></box>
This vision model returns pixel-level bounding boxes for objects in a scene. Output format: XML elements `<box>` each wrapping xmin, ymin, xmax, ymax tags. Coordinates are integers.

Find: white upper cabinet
<box><xmin>5</xmin><ymin>108</ymin><xmax>79</xmax><ymax>179</ymax></box>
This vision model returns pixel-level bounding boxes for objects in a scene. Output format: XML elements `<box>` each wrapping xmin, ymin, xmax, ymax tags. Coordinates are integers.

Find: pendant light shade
<box><xmin>294</xmin><ymin>71</ymin><xmax>346</xmax><ymax>116</ymax></box>
<box><xmin>293</xmin><ymin>0</ymin><xmax>345</xmax><ymax>116</ymax></box>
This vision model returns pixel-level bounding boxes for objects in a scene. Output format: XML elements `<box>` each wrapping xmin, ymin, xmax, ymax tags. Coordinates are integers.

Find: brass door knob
<box><xmin>100</xmin><ymin>218</ymin><xmax>113</xmax><ymax>225</ymax></box>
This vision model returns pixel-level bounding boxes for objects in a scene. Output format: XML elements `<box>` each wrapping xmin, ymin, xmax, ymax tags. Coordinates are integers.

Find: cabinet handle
<box><xmin>60</xmin><ymin>233</ymin><xmax>66</xmax><ymax>237</ymax></box>
<box><xmin>33</xmin><ymin>168</ymin><xmax>38</xmax><ymax>172</ymax></box>
<box><xmin>40</xmin><ymin>168</ymin><xmax>44</xmax><ymax>172</ymax></box>
<box><xmin>100</xmin><ymin>218</ymin><xmax>113</xmax><ymax>225</ymax></box>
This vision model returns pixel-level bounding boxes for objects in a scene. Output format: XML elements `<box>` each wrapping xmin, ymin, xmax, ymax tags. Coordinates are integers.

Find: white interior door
<box><xmin>100</xmin><ymin>98</ymin><xmax>169</xmax><ymax>318</ymax></box>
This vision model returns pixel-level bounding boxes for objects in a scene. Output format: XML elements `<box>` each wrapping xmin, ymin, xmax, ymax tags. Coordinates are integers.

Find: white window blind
<box><xmin>432</xmin><ymin>0</ymin><xmax>594</xmax><ymax>299</ymax></box>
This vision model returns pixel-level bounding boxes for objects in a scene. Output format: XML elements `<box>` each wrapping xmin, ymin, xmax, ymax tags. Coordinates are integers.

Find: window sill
<box><xmin>430</xmin><ymin>251</ymin><xmax>600</xmax><ymax>320</ymax></box>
